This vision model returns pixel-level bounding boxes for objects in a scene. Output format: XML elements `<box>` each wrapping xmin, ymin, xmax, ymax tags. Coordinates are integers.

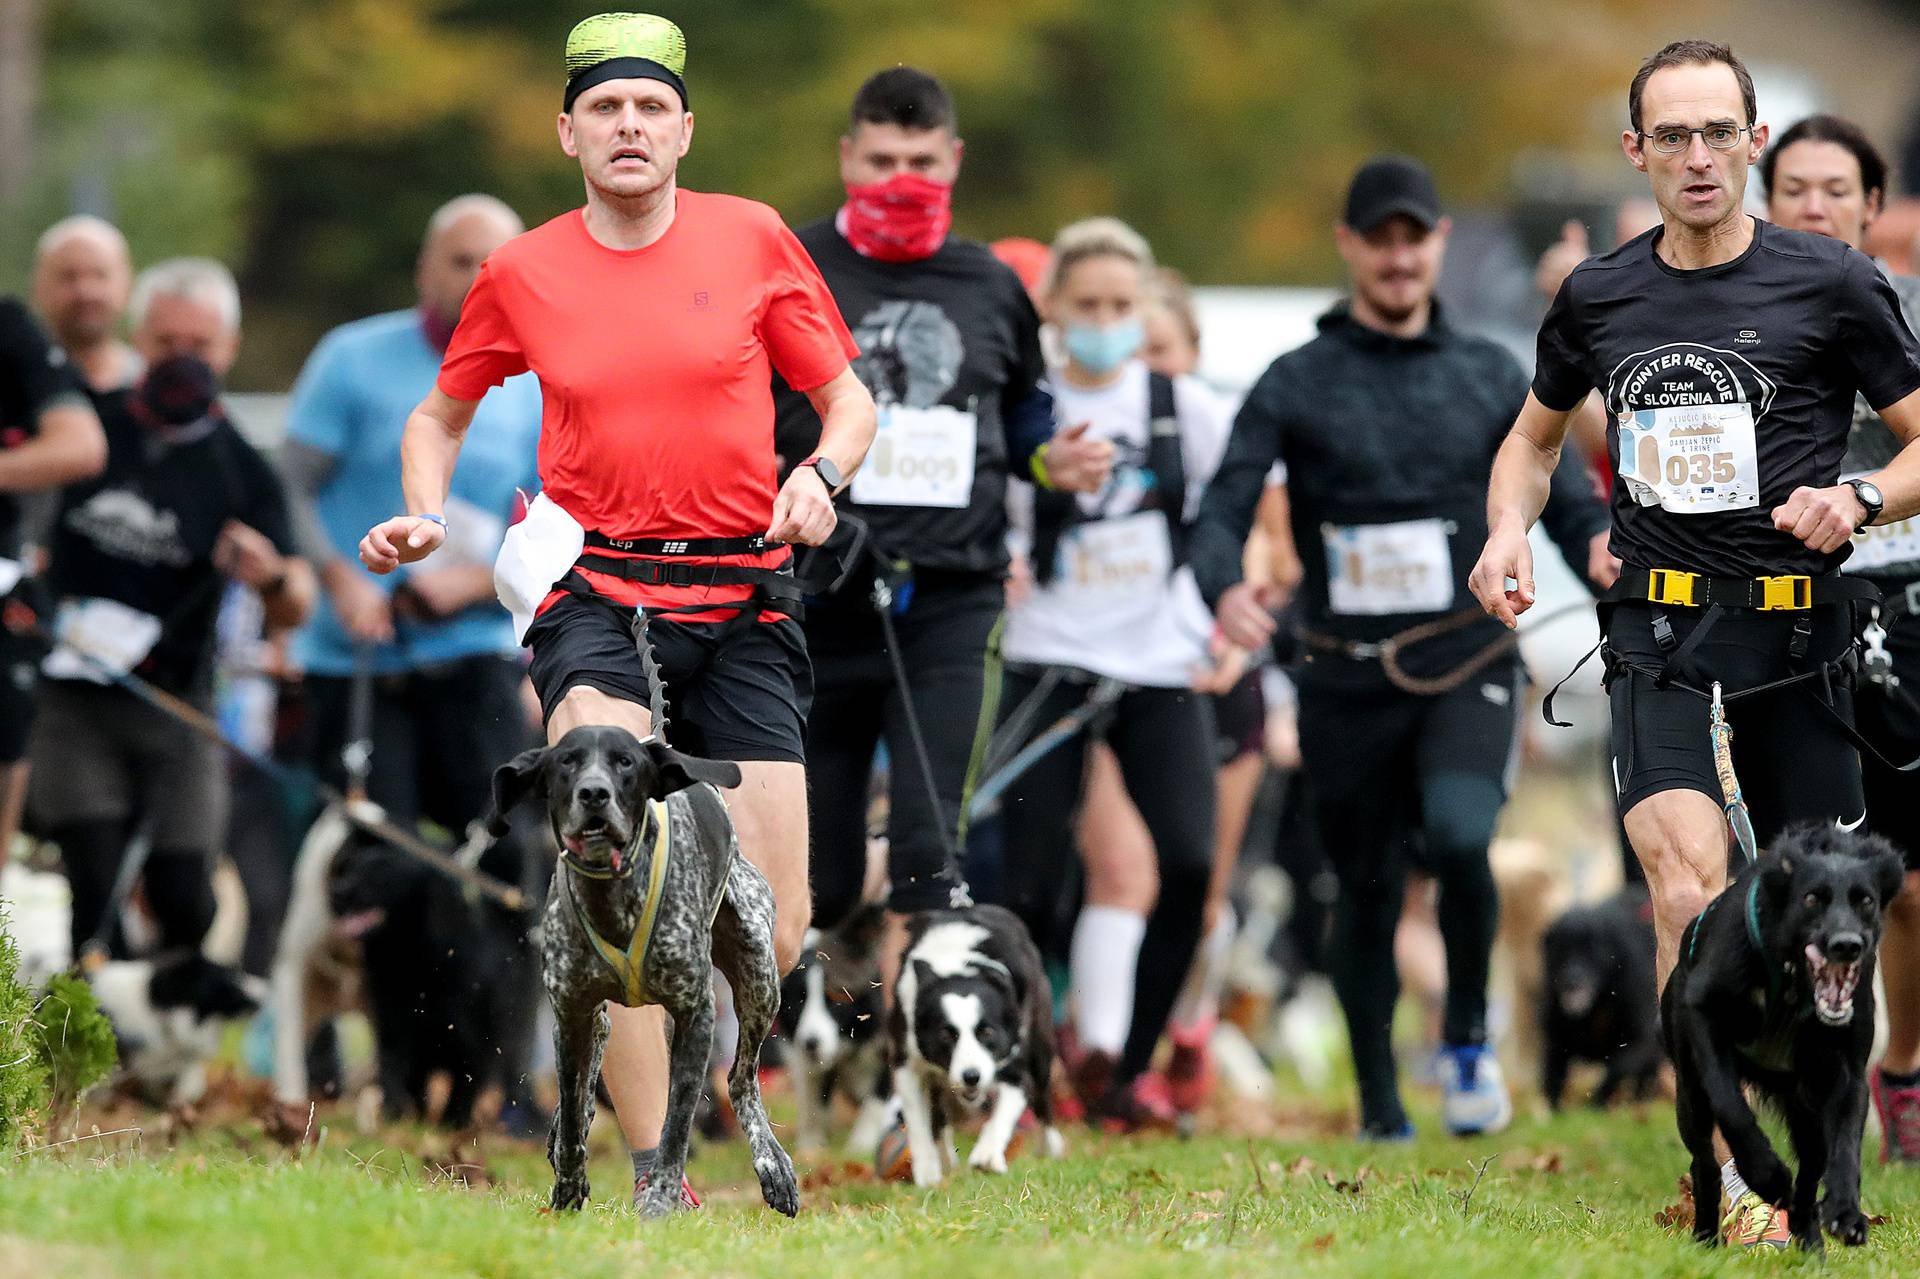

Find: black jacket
<box><xmin>1191</xmin><ymin>303</ymin><xmax>1606</xmax><ymax>690</ymax></box>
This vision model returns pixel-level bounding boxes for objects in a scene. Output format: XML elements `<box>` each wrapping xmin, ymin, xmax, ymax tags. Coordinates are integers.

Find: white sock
<box><xmin>1171</xmin><ymin>905</ymin><xmax>1237</xmax><ymax>1031</ymax></box>
<box><xmin>1722</xmin><ymin>1158</ymin><xmax>1750</xmax><ymax>1205</ymax></box>
<box><xmin>1070</xmin><ymin>905</ymin><xmax>1146</xmax><ymax>1055</ymax></box>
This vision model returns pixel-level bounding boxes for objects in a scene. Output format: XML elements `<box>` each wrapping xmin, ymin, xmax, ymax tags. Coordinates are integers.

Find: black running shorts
<box><xmin>1604</xmin><ymin>602</ymin><xmax>1863</xmax><ymax>840</ymax></box>
<box><xmin>525</xmin><ymin>593</ymin><xmax>813</xmax><ymax>764</ymax></box>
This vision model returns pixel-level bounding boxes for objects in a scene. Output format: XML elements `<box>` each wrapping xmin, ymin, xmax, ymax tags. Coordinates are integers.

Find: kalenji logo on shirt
<box><xmin>1736</xmin><ymin>329</ymin><xmax>1761</xmax><ymax>345</ymax></box>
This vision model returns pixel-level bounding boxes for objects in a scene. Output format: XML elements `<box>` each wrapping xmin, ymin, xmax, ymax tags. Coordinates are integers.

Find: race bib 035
<box><xmin>1615</xmin><ymin>403</ymin><xmax>1760</xmax><ymax>514</ymax></box>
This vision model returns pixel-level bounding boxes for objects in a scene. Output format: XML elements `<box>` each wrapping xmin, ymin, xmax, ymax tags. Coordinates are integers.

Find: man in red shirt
<box><xmin>360</xmin><ymin>13</ymin><xmax>874</xmax><ymax>1205</ymax></box>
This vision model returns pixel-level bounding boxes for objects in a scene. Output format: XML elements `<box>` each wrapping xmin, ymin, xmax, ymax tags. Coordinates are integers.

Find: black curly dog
<box><xmin>486</xmin><ymin>724</ymin><xmax>799</xmax><ymax>1219</ymax></box>
<box><xmin>1661</xmin><ymin>823</ymin><xmax>1904</xmax><ymax>1253</ymax></box>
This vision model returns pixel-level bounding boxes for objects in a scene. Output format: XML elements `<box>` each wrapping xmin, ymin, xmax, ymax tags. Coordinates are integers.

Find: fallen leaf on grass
<box><xmin>1285</xmin><ymin>1156</ymin><xmax>1318</xmax><ymax>1177</ymax></box>
<box><xmin>1526</xmin><ymin>1151</ymin><xmax>1564</xmax><ymax>1174</ymax></box>
<box><xmin>1867</xmin><ymin>1214</ymin><xmax>1890</xmax><ymax>1226</ymax></box>
<box><xmin>800</xmin><ymin>1161</ymin><xmax>873</xmax><ymax>1191</ymax></box>
<box><xmin>1309</xmin><ymin>1232</ymin><xmax>1336</xmax><ymax>1251</ymax></box>
<box><xmin>1324</xmin><ymin>1166</ymin><xmax>1371</xmax><ymax>1195</ymax></box>
<box><xmin>1189</xmin><ymin>1188</ymin><xmax>1226</xmax><ymax>1204</ymax></box>
<box><xmin>1654</xmin><ymin>1174</ymin><xmax>1696</xmax><ymax>1232</ymax></box>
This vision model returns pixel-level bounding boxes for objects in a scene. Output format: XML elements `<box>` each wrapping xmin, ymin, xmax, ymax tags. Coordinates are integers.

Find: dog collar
<box><xmin>557</xmin><ymin>802</ymin><xmax>655</xmax><ymax>882</ymax></box>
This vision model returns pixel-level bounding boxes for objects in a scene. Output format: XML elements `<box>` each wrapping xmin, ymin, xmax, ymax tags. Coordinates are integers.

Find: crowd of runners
<box><xmin>7</xmin><ymin>13</ymin><xmax>1920</xmax><ymax>1246</ymax></box>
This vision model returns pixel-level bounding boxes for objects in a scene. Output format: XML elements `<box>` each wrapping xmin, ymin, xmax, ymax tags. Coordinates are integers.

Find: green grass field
<box><xmin>6</xmin><ymin>1084</ymin><xmax>1919</xmax><ymax>1279</ymax></box>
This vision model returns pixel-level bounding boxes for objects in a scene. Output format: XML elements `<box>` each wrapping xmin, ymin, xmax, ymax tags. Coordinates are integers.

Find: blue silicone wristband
<box><xmin>414</xmin><ymin>513</ymin><xmax>448</xmax><ymax>528</ymax></box>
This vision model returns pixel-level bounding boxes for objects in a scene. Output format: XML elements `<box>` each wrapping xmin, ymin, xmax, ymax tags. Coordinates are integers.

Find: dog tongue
<box><xmin>611</xmin><ymin>846</ymin><xmax>624</xmax><ymax>874</ymax></box>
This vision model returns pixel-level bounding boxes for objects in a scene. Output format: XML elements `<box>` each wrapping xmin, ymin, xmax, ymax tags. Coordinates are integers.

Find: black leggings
<box><xmin>994</xmin><ymin>669</ymin><xmax>1216</xmax><ymax>1086</ymax></box>
<box><xmin>60</xmin><ymin>822</ymin><xmax>215</xmax><ymax>958</ymax></box>
<box><xmin>805</xmin><ymin>575</ymin><xmax>1004</xmax><ymax>925</ymax></box>
<box><xmin>1297</xmin><ymin>664</ymin><xmax>1521</xmax><ymax>1132</ymax></box>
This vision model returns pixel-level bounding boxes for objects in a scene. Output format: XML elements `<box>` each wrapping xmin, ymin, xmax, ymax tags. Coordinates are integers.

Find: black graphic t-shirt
<box><xmin>47</xmin><ymin>391</ymin><xmax>295</xmax><ymax>694</ymax></box>
<box><xmin>1533</xmin><ymin>219</ymin><xmax>1920</xmax><ymax>577</ymax></box>
<box><xmin>772</xmin><ymin>220</ymin><xmax>1048</xmax><ymax>578</ymax></box>
<box><xmin>0</xmin><ymin>297</ymin><xmax>86</xmax><ymax>560</ymax></box>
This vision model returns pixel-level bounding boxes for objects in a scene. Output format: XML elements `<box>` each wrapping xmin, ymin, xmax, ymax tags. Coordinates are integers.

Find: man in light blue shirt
<box><xmin>281</xmin><ymin>193</ymin><xmax>545</xmax><ymax>1129</ymax></box>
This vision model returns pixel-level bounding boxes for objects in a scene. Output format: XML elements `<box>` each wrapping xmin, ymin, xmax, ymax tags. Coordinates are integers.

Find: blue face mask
<box><xmin>1063</xmin><ymin>317</ymin><xmax>1144</xmax><ymax>375</ymax></box>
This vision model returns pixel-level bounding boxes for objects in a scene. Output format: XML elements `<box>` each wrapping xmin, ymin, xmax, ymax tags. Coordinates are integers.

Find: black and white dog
<box><xmin>1540</xmin><ymin>888</ymin><xmax>1662</xmax><ymax>1109</ymax></box>
<box><xmin>486</xmin><ymin>724</ymin><xmax>798</xmax><ymax>1219</ymax></box>
<box><xmin>90</xmin><ymin>951</ymin><xmax>265</xmax><ymax>1106</ymax></box>
<box><xmin>1662</xmin><ymin>824</ymin><xmax>1905</xmax><ymax>1253</ymax></box>
<box><xmin>889</xmin><ymin>905</ymin><xmax>1062</xmax><ymax>1186</ymax></box>
<box><xmin>778</xmin><ymin>903</ymin><xmax>890</xmax><ymax>1154</ymax></box>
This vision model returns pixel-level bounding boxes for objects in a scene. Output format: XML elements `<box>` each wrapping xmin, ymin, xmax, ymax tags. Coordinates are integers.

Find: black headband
<box><xmin>563</xmin><ymin>57</ymin><xmax>688</xmax><ymax>112</ymax></box>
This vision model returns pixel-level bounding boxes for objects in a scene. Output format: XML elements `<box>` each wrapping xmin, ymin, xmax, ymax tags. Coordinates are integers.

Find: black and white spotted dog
<box><xmin>778</xmin><ymin>903</ymin><xmax>891</xmax><ymax>1154</ymax></box>
<box><xmin>486</xmin><ymin>724</ymin><xmax>798</xmax><ymax>1219</ymax></box>
<box><xmin>889</xmin><ymin>905</ymin><xmax>1062</xmax><ymax>1185</ymax></box>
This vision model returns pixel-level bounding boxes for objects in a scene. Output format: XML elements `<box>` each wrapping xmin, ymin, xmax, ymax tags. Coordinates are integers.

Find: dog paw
<box><xmin>1825</xmin><ymin>1205</ymin><xmax>1870</xmax><ymax>1247</ymax></box>
<box><xmin>549</xmin><ymin>1176</ymin><xmax>589</xmax><ymax>1212</ymax></box>
<box><xmin>755</xmin><ymin>1152</ymin><xmax>800</xmax><ymax>1218</ymax></box>
<box><xmin>910</xmin><ymin>1160</ymin><xmax>944</xmax><ymax>1189</ymax></box>
<box><xmin>967</xmin><ymin>1146</ymin><xmax>1008</xmax><ymax>1175</ymax></box>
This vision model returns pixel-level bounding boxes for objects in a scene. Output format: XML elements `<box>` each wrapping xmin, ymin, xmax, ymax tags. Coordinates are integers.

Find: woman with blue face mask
<box><xmin>992</xmin><ymin>217</ymin><xmax>1230</xmax><ymax>1130</ymax></box>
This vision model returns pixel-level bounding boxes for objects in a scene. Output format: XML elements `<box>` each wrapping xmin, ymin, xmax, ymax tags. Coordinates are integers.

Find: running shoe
<box><xmin>1091</xmin><ymin>1074</ymin><xmax>1180</xmax><ymax>1134</ymax></box>
<box><xmin>1071</xmin><ymin>1048</ymin><xmax>1118</xmax><ymax>1115</ymax></box>
<box><xmin>1437</xmin><ymin>1042</ymin><xmax>1512</xmax><ymax>1136</ymax></box>
<box><xmin>1164</xmin><ymin>1018</ymin><xmax>1217</xmax><ymax>1115</ymax></box>
<box><xmin>1721</xmin><ymin>1191</ymin><xmax>1789</xmax><ymax>1248</ymax></box>
<box><xmin>1872</xmin><ymin>1067</ymin><xmax>1920</xmax><ymax>1163</ymax></box>
<box><xmin>632</xmin><ymin>1172</ymin><xmax>701</xmax><ymax>1211</ymax></box>
<box><xmin>875</xmin><ymin>1117</ymin><xmax>913</xmax><ymax>1182</ymax></box>
<box><xmin>1356</xmin><ymin>1118</ymin><xmax>1415</xmax><ymax>1143</ymax></box>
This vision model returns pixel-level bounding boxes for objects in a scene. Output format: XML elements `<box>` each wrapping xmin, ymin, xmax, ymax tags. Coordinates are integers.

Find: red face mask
<box><xmin>839</xmin><ymin>173</ymin><xmax>954</xmax><ymax>262</ymax></box>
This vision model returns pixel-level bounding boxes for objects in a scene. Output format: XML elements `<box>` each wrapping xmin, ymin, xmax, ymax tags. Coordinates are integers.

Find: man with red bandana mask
<box><xmin>772</xmin><ymin>67</ymin><xmax>1112</xmax><ymax>1009</ymax></box>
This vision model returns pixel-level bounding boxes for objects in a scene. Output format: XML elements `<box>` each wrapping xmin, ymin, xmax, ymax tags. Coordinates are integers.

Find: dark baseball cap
<box><xmin>1343</xmin><ymin>155</ymin><xmax>1442</xmax><ymax>232</ymax></box>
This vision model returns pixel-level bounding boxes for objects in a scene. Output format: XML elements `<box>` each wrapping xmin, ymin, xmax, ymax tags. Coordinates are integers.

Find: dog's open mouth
<box><xmin>565</xmin><ymin>819</ymin><xmax>628</xmax><ymax>872</ymax></box>
<box><xmin>1806</xmin><ymin>944</ymin><xmax>1862</xmax><ymax>1025</ymax></box>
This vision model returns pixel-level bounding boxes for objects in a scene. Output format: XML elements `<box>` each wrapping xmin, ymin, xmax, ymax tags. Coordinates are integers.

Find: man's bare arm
<box><xmin>1772</xmin><ymin>385</ymin><xmax>1920</xmax><ymax>553</ymax></box>
<box><xmin>1468</xmin><ymin>393</ymin><xmax>1579</xmax><ymax>628</ymax></box>
<box><xmin>0</xmin><ymin>398</ymin><xmax>106</xmax><ymax>493</ymax></box>
<box><xmin>769</xmin><ymin>366</ymin><xmax>875</xmax><ymax>547</ymax></box>
<box><xmin>361</xmin><ymin>388</ymin><xmax>478</xmax><ymax>573</ymax></box>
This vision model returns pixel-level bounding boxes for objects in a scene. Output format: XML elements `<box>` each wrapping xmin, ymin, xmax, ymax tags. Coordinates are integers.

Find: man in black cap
<box><xmin>1190</xmin><ymin>155</ymin><xmax>1613</xmax><ymax>1141</ymax></box>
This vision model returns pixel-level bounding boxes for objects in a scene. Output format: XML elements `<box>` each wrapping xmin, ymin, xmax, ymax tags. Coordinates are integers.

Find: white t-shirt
<box><xmin>1004</xmin><ymin>361</ymin><xmax>1230</xmax><ymax>687</ymax></box>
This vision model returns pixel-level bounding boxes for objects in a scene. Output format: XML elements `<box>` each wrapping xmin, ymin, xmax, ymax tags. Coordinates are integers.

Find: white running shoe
<box><xmin>1438</xmin><ymin>1042</ymin><xmax>1512</xmax><ymax>1136</ymax></box>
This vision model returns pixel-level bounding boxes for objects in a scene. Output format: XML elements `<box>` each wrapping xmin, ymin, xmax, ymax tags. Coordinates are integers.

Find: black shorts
<box><xmin>1604</xmin><ymin>602</ymin><xmax>1863</xmax><ymax>839</ymax></box>
<box><xmin>1856</xmin><ymin>578</ymin><xmax>1920</xmax><ymax>870</ymax></box>
<box><xmin>525</xmin><ymin>593</ymin><xmax>812</xmax><ymax>764</ymax></box>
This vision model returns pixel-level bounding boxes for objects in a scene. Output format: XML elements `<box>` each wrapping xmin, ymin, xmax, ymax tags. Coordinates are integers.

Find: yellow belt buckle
<box><xmin>1756</xmin><ymin>574</ymin><xmax>1811</xmax><ymax>610</ymax></box>
<box><xmin>1647</xmin><ymin>568</ymin><xmax>1699</xmax><ymax>607</ymax></box>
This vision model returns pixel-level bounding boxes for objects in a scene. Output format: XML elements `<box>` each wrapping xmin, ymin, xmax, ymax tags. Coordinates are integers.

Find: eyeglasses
<box><xmin>1636</xmin><ymin>124</ymin><xmax>1752</xmax><ymax>155</ymax></box>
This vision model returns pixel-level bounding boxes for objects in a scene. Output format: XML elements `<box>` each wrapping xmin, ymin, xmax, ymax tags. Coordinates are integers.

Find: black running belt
<box><xmin>583</xmin><ymin>530</ymin><xmax>774</xmax><ymax>557</ymax></box>
<box><xmin>574</xmin><ymin>553</ymin><xmax>799</xmax><ymax>596</ymax></box>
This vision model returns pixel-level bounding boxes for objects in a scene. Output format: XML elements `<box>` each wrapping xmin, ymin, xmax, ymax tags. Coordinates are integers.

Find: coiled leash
<box><xmin>1300</xmin><ymin>598</ymin><xmax>1596</xmax><ymax>697</ymax></box>
<box><xmin>1709</xmin><ymin>681</ymin><xmax>1760</xmax><ymax>866</ymax></box>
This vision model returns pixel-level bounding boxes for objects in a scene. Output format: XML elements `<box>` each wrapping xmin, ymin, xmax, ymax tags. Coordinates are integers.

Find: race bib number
<box><xmin>850</xmin><ymin>405</ymin><xmax>977</xmax><ymax>509</ymax></box>
<box><xmin>41</xmin><ymin>596</ymin><xmax>163</xmax><ymax>683</ymax></box>
<box><xmin>1615</xmin><ymin>403</ymin><xmax>1759</xmax><ymax>514</ymax></box>
<box><xmin>1051</xmin><ymin>511</ymin><xmax>1174</xmax><ymax>605</ymax></box>
<box><xmin>1325</xmin><ymin>518</ymin><xmax>1454</xmax><ymax>616</ymax></box>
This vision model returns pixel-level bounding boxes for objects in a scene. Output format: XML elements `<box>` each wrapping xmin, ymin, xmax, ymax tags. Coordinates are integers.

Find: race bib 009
<box><xmin>1324</xmin><ymin>518</ymin><xmax>1454</xmax><ymax>616</ymax></box>
<box><xmin>1615</xmin><ymin>403</ymin><xmax>1760</xmax><ymax>514</ymax></box>
<box><xmin>850</xmin><ymin>404</ymin><xmax>977</xmax><ymax>509</ymax></box>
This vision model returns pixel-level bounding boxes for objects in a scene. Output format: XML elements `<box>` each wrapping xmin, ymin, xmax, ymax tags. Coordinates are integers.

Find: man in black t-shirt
<box><xmin>0</xmin><ymin>298</ymin><xmax>105</xmax><ymax>872</ymax></box>
<box><xmin>771</xmin><ymin>69</ymin><xmax>1110</xmax><ymax>979</ymax></box>
<box><xmin>1470</xmin><ymin>42</ymin><xmax>1920</xmax><ymax>1245</ymax></box>
<box><xmin>28</xmin><ymin>258</ymin><xmax>316</xmax><ymax>956</ymax></box>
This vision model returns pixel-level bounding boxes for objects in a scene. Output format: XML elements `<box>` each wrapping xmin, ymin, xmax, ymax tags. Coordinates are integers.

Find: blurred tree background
<box><xmin>0</xmin><ymin>0</ymin><xmax>1769</xmax><ymax>388</ymax></box>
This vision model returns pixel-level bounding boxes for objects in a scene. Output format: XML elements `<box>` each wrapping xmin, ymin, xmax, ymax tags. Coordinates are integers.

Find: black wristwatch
<box><xmin>1847</xmin><ymin>478</ymin><xmax>1885</xmax><ymax>531</ymax></box>
<box><xmin>799</xmin><ymin>455</ymin><xmax>844</xmax><ymax>494</ymax></box>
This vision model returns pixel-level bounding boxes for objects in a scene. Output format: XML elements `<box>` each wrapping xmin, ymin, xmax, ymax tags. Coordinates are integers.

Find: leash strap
<box><xmin>967</xmin><ymin>675</ymin><xmax>1125</xmax><ymax>819</ymax></box>
<box><xmin>1710</xmin><ymin>681</ymin><xmax>1760</xmax><ymax>865</ymax></box>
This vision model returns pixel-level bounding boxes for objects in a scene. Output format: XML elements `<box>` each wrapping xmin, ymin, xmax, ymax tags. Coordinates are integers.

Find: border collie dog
<box><xmin>888</xmin><ymin>905</ymin><xmax>1061</xmax><ymax>1185</ymax></box>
